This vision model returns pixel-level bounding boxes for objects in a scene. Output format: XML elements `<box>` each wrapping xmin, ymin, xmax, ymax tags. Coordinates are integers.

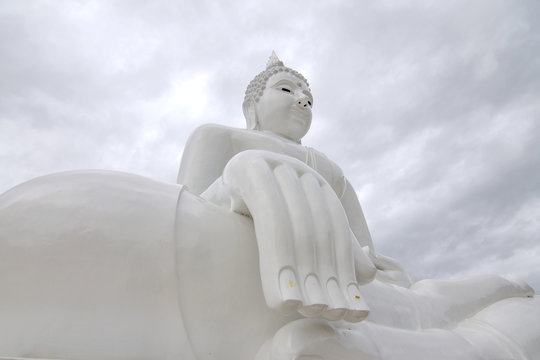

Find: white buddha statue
<box><xmin>0</xmin><ymin>52</ymin><xmax>538</xmax><ymax>360</ymax></box>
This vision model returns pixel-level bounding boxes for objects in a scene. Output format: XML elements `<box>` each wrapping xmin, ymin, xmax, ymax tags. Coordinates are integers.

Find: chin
<box><xmin>290</xmin><ymin>118</ymin><xmax>311</xmax><ymax>139</ymax></box>
<box><xmin>289</xmin><ymin>128</ymin><xmax>309</xmax><ymax>142</ymax></box>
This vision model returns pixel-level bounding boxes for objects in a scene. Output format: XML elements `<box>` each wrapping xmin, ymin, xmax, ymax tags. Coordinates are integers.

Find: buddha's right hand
<box><xmin>203</xmin><ymin>150</ymin><xmax>376</xmax><ymax>323</ymax></box>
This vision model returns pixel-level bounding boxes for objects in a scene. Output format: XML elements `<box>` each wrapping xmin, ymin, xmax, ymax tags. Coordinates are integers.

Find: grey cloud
<box><xmin>1</xmin><ymin>0</ymin><xmax>539</xmax><ymax>291</ymax></box>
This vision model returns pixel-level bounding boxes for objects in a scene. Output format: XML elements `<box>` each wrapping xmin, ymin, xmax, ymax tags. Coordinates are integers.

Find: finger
<box><xmin>273</xmin><ymin>164</ymin><xmax>326</xmax><ymax>317</ymax></box>
<box><xmin>300</xmin><ymin>173</ymin><xmax>348</xmax><ymax>320</ymax></box>
<box><xmin>322</xmin><ymin>184</ymin><xmax>370</xmax><ymax>322</ymax></box>
<box><xmin>321</xmin><ymin>183</ymin><xmax>355</xmax><ymax>287</ymax></box>
<box><xmin>227</xmin><ymin>156</ymin><xmax>302</xmax><ymax>314</ymax></box>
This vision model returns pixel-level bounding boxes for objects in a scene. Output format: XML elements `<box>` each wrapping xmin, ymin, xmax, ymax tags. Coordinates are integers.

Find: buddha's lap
<box><xmin>1</xmin><ymin>171</ymin><xmax>538</xmax><ymax>359</ymax></box>
<box><xmin>0</xmin><ymin>170</ymin><xmax>289</xmax><ymax>359</ymax></box>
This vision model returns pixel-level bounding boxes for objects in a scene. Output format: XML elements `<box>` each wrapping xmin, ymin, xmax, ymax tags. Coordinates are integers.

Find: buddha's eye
<box><xmin>308</xmin><ymin>101</ymin><xmax>312</xmax><ymax>107</ymax></box>
<box><xmin>281</xmin><ymin>88</ymin><xmax>291</xmax><ymax>93</ymax></box>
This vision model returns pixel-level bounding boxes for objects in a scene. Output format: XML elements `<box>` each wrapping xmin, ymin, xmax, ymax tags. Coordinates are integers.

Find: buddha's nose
<box><xmin>296</xmin><ymin>95</ymin><xmax>311</xmax><ymax>108</ymax></box>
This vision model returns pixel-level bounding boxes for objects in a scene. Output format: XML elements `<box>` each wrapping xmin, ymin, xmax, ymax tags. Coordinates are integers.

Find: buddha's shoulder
<box><xmin>188</xmin><ymin>124</ymin><xmax>254</xmax><ymax>139</ymax></box>
<box><xmin>188</xmin><ymin>123</ymin><xmax>235</xmax><ymax>138</ymax></box>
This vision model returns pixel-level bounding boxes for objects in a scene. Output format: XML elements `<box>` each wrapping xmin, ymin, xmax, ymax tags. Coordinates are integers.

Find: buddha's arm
<box><xmin>177</xmin><ymin>125</ymin><xmax>235</xmax><ymax>195</ymax></box>
<box><xmin>307</xmin><ymin>150</ymin><xmax>374</xmax><ymax>253</ymax></box>
<box><xmin>340</xmin><ymin>180</ymin><xmax>374</xmax><ymax>251</ymax></box>
<box><xmin>340</xmin><ymin>179</ymin><xmax>413</xmax><ymax>287</ymax></box>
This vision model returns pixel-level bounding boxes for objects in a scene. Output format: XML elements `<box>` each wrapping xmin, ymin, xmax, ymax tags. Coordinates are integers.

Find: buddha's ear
<box><xmin>243</xmin><ymin>100</ymin><xmax>259</xmax><ymax>130</ymax></box>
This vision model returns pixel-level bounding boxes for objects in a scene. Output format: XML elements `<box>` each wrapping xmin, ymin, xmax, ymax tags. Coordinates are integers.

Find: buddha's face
<box><xmin>255</xmin><ymin>72</ymin><xmax>313</xmax><ymax>142</ymax></box>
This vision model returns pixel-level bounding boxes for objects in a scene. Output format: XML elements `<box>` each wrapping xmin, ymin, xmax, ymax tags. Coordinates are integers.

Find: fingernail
<box><xmin>344</xmin><ymin>284</ymin><xmax>370</xmax><ymax>322</ymax></box>
<box><xmin>279</xmin><ymin>268</ymin><xmax>303</xmax><ymax>314</ymax></box>
<box><xmin>299</xmin><ymin>275</ymin><xmax>327</xmax><ymax>317</ymax></box>
<box><xmin>327</xmin><ymin>278</ymin><xmax>348</xmax><ymax>307</ymax></box>
<box><xmin>305</xmin><ymin>274</ymin><xmax>326</xmax><ymax>304</ymax></box>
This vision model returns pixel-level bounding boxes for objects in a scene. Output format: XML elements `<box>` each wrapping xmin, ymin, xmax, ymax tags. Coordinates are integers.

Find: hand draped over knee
<box><xmin>202</xmin><ymin>150</ymin><xmax>376</xmax><ymax>322</ymax></box>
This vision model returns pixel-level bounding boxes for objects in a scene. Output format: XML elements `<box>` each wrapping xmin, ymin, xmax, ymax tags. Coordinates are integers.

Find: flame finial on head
<box><xmin>266</xmin><ymin>50</ymin><xmax>284</xmax><ymax>69</ymax></box>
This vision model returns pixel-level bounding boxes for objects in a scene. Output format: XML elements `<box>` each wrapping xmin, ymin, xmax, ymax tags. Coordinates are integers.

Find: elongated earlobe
<box><xmin>243</xmin><ymin>100</ymin><xmax>259</xmax><ymax>130</ymax></box>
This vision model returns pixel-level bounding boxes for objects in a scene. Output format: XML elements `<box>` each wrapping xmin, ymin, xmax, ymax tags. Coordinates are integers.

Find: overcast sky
<box><xmin>1</xmin><ymin>0</ymin><xmax>539</xmax><ymax>291</ymax></box>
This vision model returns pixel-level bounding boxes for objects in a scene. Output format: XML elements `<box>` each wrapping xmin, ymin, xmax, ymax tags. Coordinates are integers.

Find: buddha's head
<box><xmin>243</xmin><ymin>52</ymin><xmax>313</xmax><ymax>143</ymax></box>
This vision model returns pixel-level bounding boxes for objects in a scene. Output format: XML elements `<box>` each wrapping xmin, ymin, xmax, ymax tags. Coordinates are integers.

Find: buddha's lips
<box><xmin>290</xmin><ymin>107</ymin><xmax>311</xmax><ymax>123</ymax></box>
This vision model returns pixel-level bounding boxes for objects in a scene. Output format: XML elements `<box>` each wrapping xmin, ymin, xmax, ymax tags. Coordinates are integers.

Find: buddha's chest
<box><xmin>230</xmin><ymin>131</ymin><xmax>345</xmax><ymax>196</ymax></box>
<box><xmin>231</xmin><ymin>131</ymin><xmax>307</xmax><ymax>162</ymax></box>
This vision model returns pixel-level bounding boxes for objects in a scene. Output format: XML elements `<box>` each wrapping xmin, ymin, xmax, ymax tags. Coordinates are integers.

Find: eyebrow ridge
<box><xmin>272</xmin><ymin>79</ymin><xmax>296</xmax><ymax>87</ymax></box>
